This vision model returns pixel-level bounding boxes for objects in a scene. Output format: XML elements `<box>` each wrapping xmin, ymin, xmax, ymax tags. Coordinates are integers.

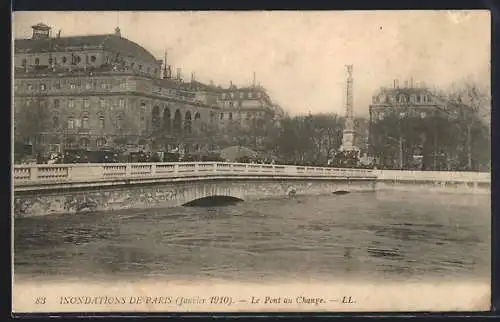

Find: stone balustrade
<box><xmin>13</xmin><ymin>162</ymin><xmax>377</xmax><ymax>187</ymax></box>
<box><xmin>375</xmin><ymin>169</ymin><xmax>490</xmax><ymax>183</ymax></box>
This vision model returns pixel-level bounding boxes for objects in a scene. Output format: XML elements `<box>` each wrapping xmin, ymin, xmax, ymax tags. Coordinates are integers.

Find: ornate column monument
<box><xmin>340</xmin><ymin>64</ymin><xmax>359</xmax><ymax>153</ymax></box>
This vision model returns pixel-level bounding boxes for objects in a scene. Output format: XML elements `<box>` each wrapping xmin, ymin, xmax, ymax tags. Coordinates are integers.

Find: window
<box><xmin>85</xmin><ymin>82</ymin><xmax>92</xmax><ymax>90</ymax></box>
<box><xmin>228</xmin><ymin>112</ymin><xmax>233</xmax><ymax>120</ymax></box>
<box><xmin>229</xmin><ymin>101</ymin><xmax>234</xmax><ymax>108</ymax></box>
<box><xmin>230</xmin><ymin>92</ymin><xmax>235</xmax><ymax>99</ymax></box>
<box><xmin>53</xmin><ymin>81</ymin><xmax>61</xmax><ymax>90</ymax></box>
<box><xmin>101</xmin><ymin>82</ymin><xmax>108</xmax><ymax>89</ymax></box>
<box><xmin>67</xmin><ymin>118</ymin><xmax>74</xmax><ymax>129</ymax></box>
<box><xmin>99</xmin><ymin>116</ymin><xmax>105</xmax><ymax>129</ymax></box>
<box><xmin>140</xmin><ymin>103</ymin><xmax>146</xmax><ymax>121</ymax></box>
<box><xmin>90</xmin><ymin>55</ymin><xmax>96</xmax><ymax>63</ymax></box>
<box><xmin>97</xmin><ymin>137</ymin><xmax>106</xmax><ymax>147</ymax></box>
<box><xmin>27</xmin><ymin>84</ymin><xmax>33</xmax><ymax>91</ymax></box>
<box><xmin>83</xmin><ymin>99</ymin><xmax>90</xmax><ymax>109</ymax></box>
<box><xmin>220</xmin><ymin>112</ymin><xmax>224</xmax><ymax>120</ymax></box>
<box><xmin>378</xmin><ymin>112</ymin><xmax>385</xmax><ymax>120</ymax></box>
<box><xmin>34</xmin><ymin>58</ymin><xmax>40</xmax><ymax>65</ymax></box>
<box><xmin>246</xmin><ymin>113</ymin><xmax>251</xmax><ymax>120</ymax></box>
<box><xmin>70</xmin><ymin>83</ymin><xmax>76</xmax><ymax>89</ymax></box>
<box><xmin>116</xmin><ymin>115</ymin><xmax>123</xmax><ymax>129</ymax></box>
<box><xmin>40</xmin><ymin>84</ymin><xmax>46</xmax><ymax>91</ymax></box>
<box><xmin>119</xmin><ymin>99</ymin><xmax>125</xmax><ymax>108</ymax></box>
<box><xmin>82</xmin><ymin>116</ymin><xmax>89</xmax><ymax>129</ymax></box>
<box><xmin>48</xmin><ymin>58</ymin><xmax>53</xmax><ymax>65</ymax></box>
<box><xmin>53</xmin><ymin>99</ymin><xmax>60</xmax><ymax>109</ymax></box>
<box><xmin>68</xmin><ymin>99</ymin><xmax>75</xmax><ymax>108</ymax></box>
<box><xmin>62</xmin><ymin>56</ymin><xmax>67</xmax><ymax>63</ymax></box>
<box><xmin>249</xmin><ymin>92</ymin><xmax>253</xmax><ymax>98</ymax></box>
<box><xmin>399</xmin><ymin>112</ymin><xmax>406</xmax><ymax>118</ymax></box>
<box><xmin>52</xmin><ymin>116</ymin><xmax>59</xmax><ymax>128</ymax></box>
<box><xmin>416</xmin><ymin>95</ymin><xmax>421</xmax><ymax>103</ymax></box>
<box><xmin>240</xmin><ymin>92</ymin><xmax>244</xmax><ymax>98</ymax></box>
<box><xmin>75</xmin><ymin>56</ymin><xmax>81</xmax><ymax>64</ymax></box>
<box><xmin>139</xmin><ymin>65</ymin><xmax>142</xmax><ymax>70</ymax></box>
<box><xmin>74</xmin><ymin>118</ymin><xmax>81</xmax><ymax>128</ymax></box>
<box><xmin>420</xmin><ymin>111</ymin><xmax>427</xmax><ymax>119</ymax></box>
<box><xmin>120</xmin><ymin>80</ymin><xmax>127</xmax><ymax>89</ymax></box>
<box><xmin>21</xmin><ymin>59</ymin><xmax>27</xmax><ymax>67</ymax></box>
<box><xmin>100</xmin><ymin>99</ymin><xmax>106</xmax><ymax>109</ymax></box>
<box><xmin>221</xmin><ymin>93</ymin><xmax>226</xmax><ymax>99</ymax></box>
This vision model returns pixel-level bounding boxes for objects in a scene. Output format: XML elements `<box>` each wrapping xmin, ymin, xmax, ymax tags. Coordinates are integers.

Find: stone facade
<box><xmin>368</xmin><ymin>81</ymin><xmax>449</xmax><ymax>169</ymax></box>
<box><xmin>13</xmin><ymin>178</ymin><xmax>376</xmax><ymax>217</ymax></box>
<box><xmin>13</xmin><ymin>23</ymin><xmax>282</xmax><ymax>155</ymax></box>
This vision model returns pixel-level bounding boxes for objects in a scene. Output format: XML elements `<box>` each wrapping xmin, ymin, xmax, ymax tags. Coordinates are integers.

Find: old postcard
<box><xmin>11</xmin><ymin>10</ymin><xmax>491</xmax><ymax>313</ymax></box>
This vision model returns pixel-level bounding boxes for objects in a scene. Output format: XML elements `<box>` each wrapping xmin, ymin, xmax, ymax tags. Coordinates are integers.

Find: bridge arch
<box><xmin>183</xmin><ymin>195</ymin><xmax>244</xmax><ymax>207</ymax></box>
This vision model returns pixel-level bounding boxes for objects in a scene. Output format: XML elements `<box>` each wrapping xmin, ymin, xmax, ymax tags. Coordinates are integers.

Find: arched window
<box><xmin>163</xmin><ymin>107</ymin><xmax>171</xmax><ymax>133</ymax></box>
<box><xmin>173</xmin><ymin>109</ymin><xmax>182</xmax><ymax>133</ymax></box>
<box><xmin>184</xmin><ymin>111</ymin><xmax>192</xmax><ymax>133</ymax></box>
<box><xmin>62</xmin><ymin>56</ymin><xmax>67</xmax><ymax>63</ymax></box>
<box><xmin>34</xmin><ymin>57</ymin><xmax>40</xmax><ymax>65</ymax></box>
<box><xmin>140</xmin><ymin>102</ymin><xmax>146</xmax><ymax>121</ymax></box>
<box><xmin>67</xmin><ymin>117</ymin><xmax>74</xmax><ymax>129</ymax></box>
<box><xmin>152</xmin><ymin>105</ymin><xmax>160</xmax><ymax>130</ymax></box>
<box><xmin>90</xmin><ymin>55</ymin><xmax>96</xmax><ymax>63</ymax></box>
<box><xmin>194</xmin><ymin>112</ymin><xmax>201</xmax><ymax>120</ymax></box>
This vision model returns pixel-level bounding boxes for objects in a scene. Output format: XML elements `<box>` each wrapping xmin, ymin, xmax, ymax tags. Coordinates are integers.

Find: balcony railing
<box><xmin>12</xmin><ymin>162</ymin><xmax>377</xmax><ymax>186</ymax></box>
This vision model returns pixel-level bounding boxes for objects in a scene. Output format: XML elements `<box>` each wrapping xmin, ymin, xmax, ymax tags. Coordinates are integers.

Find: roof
<box><xmin>32</xmin><ymin>23</ymin><xmax>51</xmax><ymax>30</ymax></box>
<box><xmin>14</xmin><ymin>34</ymin><xmax>158</xmax><ymax>63</ymax></box>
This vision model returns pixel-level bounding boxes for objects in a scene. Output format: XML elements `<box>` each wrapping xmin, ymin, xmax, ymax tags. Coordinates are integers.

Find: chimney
<box><xmin>176</xmin><ymin>68</ymin><xmax>181</xmax><ymax>81</ymax></box>
<box><xmin>404</xmin><ymin>80</ymin><xmax>408</xmax><ymax>88</ymax></box>
<box><xmin>191</xmin><ymin>72</ymin><xmax>195</xmax><ymax>83</ymax></box>
<box><xmin>393</xmin><ymin>80</ymin><xmax>396</xmax><ymax>88</ymax></box>
<box><xmin>230</xmin><ymin>80</ymin><xmax>233</xmax><ymax>88</ymax></box>
<box><xmin>410</xmin><ymin>77</ymin><xmax>414</xmax><ymax>88</ymax></box>
<box><xmin>114</xmin><ymin>27</ymin><xmax>121</xmax><ymax>37</ymax></box>
<box><xmin>395</xmin><ymin>79</ymin><xmax>399</xmax><ymax>88</ymax></box>
<box><xmin>209</xmin><ymin>80</ymin><xmax>214</xmax><ymax>86</ymax></box>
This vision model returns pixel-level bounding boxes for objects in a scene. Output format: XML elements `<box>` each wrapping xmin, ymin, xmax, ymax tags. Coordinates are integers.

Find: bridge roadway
<box><xmin>12</xmin><ymin>162</ymin><xmax>489</xmax><ymax>217</ymax></box>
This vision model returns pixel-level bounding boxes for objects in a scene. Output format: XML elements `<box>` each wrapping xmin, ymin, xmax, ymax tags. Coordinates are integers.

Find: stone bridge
<box><xmin>13</xmin><ymin>162</ymin><xmax>378</xmax><ymax>217</ymax></box>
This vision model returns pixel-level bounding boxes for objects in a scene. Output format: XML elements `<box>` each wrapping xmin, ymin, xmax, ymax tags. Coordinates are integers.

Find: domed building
<box><xmin>13</xmin><ymin>23</ymin><xmax>281</xmax><ymax>157</ymax></box>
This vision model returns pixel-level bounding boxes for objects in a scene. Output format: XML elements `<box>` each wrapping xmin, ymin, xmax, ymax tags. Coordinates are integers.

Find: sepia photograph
<box><xmin>11</xmin><ymin>10</ymin><xmax>491</xmax><ymax>313</ymax></box>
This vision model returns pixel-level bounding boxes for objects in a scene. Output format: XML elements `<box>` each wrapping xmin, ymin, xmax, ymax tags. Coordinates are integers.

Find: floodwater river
<box><xmin>13</xmin><ymin>190</ymin><xmax>490</xmax><ymax>283</ymax></box>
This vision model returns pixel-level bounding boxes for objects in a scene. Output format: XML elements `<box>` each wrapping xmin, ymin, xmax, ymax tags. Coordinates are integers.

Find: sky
<box><xmin>13</xmin><ymin>11</ymin><xmax>490</xmax><ymax>116</ymax></box>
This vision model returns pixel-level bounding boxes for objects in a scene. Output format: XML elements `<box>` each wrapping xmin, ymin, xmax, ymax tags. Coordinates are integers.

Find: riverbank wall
<box><xmin>374</xmin><ymin>170</ymin><xmax>490</xmax><ymax>194</ymax></box>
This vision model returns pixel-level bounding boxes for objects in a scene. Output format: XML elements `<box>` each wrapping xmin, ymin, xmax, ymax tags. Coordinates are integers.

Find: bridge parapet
<box><xmin>13</xmin><ymin>162</ymin><xmax>376</xmax><ymax>187</ymax></box>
